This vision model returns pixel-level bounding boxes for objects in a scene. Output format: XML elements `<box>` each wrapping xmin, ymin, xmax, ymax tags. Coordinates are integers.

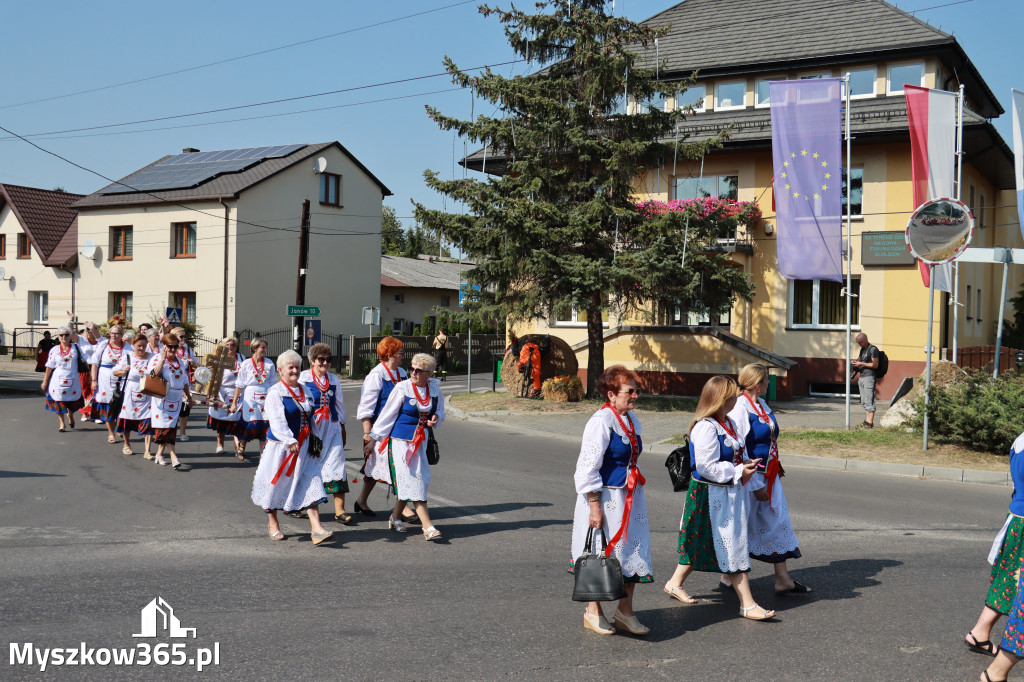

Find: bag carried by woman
<box><xmin>572</xmin><ymin>528</ymin><xmax>627</xmax><ymax>602</ymax></box>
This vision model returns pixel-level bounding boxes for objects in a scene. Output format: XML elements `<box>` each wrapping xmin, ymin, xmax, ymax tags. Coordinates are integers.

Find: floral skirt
<box><xmin>987</xmin><ymin>515</ymin><xmax>1024</xmax><ymax>614</ymax></box>
<box><xmin>240</xmin><ymin>419</ymin><xmax>269</xmax><ymax>443</ymax></box>
<box><xmin>91</xmin><ymin>402</ymin><xmax>117</xmax><ymax>422</ymax></box>
<box><xmin>324</xmin><ymin>478</ymin><xmax>350</xmax><ymax>495</ymax></box>
<box><xmin>1001</xmin><ymin>564</ymin><xmax>1024</xmax><ymax>657</ymax></box>
<box><xmin>677</xmin><ymin>479</ymin><xmax>721</xmax><ymax>572</ymax></box>
<box><xmin>207</xmin><ymin>415</ymin><xmax>240</xmax><ymax>436</ymax></box>
<box><xmin>45</xmin><ymin>396</ymin><xmax>85</xmax><ymax>415</ymax></box>
<box><xmin>153</xmin><ymin>428</ymin><xmax>177</xmax><ymax>445</ymax></box>
<box><xmin>116</xmin><ymin>418</ymin><xmax>152</xmax><ymax>436</ymax></box>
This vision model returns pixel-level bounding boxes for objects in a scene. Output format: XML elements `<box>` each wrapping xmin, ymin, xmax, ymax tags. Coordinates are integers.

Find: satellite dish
<box><xmin>80</xmin><ymin>240</ymin><xmax>97</xmax><ymax>260</ymax></box>
<box><xmin>313</xmin><ymin>157</ymin><xmax>328</xmax><ymax>174</ymax></box>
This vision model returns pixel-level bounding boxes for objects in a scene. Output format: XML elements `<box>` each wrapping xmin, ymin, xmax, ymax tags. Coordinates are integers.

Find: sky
<box><xmin>0</xmin><ymin>0</ymin><xmax>1021</xmax><ymax>234</ymax></box>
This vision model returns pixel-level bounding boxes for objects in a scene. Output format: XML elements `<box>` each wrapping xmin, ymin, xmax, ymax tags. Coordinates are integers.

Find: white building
<box><xmin>72</xmin><ymin>142</ymin><xmax>390</xmax><ymax>339</ymax></box>
<box><xmin>380</xmin><ymin>255</ymin><xmax>474</xmax><ymax>334</ymax></box>
<box><xmin>0</xmin><ymin>184</ymin><xmax>82</xmax><ymax>349</ymax></box>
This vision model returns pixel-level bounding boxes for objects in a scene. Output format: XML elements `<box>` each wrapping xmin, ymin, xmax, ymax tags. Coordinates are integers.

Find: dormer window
<box><xmin>714</xmin><ymin>81</ymin><xmax>746</xmax><ymax>110</ymax></box>
<box><xmin>887</xmin><ymin>62</ymin><xmax>924</xmax><ymax>95</ymax></box>
<box><xmin>847</xmin><ymin>67</ymin><xmax>877</xmax><ymax>99</ymax></box>
<box><xmin>674</xmin><ymin>85</ymin><xmax>706</xmax><ymax>113</ymax></box>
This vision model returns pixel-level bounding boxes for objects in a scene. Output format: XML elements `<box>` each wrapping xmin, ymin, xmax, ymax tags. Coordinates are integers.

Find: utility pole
<box><xmin>294</xmin><ymin>199</ymin><xmax>311</xmax><ymax>354</ymax></box>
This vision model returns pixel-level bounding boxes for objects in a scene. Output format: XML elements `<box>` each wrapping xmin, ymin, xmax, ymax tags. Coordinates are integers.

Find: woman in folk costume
<box><xmin>170</xmin><ymin>327</ymin><xmax>196</xmax><ymax>442</ymax></box>
<box><xmin>76</xmin><ymin>321</ymin><xmax>101</xmax><ymax>421</ymax></box>
<box><xmin>251</xmin><ymin>350</ymin><xmax>333</xmax><ymax>546</ymax></box>
<box><xmin>113</xmin><ymin>334</ymin><xmax>154</xmax><ymax>458</ymax></box>
<box><xmin>354</xmin><ymin>336</ymin><xmax>410</xmax><ymax>520</ymax></box>
<box><xmin>300</xmin><ymin>343</ymin><xmax>351</xmax><ymax>525</ymax></box>
<box><xmin>966</xmin><ymin>432</ymin><xmax>1024</xmax><ymax>658</ymax></box>
<box><xmin>231</xmin><ymin>338</ymin><xmax>276</xmax><ymax>462</ymax></box>
<box><xmin>41</xmin><ymin>326</ymin><xmax>85</xmax><ymax>431</ymax></box>
<box><xmin>568</xmin><ymin>365</ymin><xmax>653</xmax><ymax>637</ymax></box>
<box><xmin>729</xmin><ymin>363</ymin><xmax>810</xmax><ymax>595</ymax></box>
<box><xmin>205</xmin><ymin>337</ymin><xmax>243</xmax><ymax>456</ymax></box>
<box><xmin>664</xmin><ymin>376</ymin><xmax>775</xmax><ymax>621</ymax></box>
<box><xmin>90</xmin><ymin>325</ymin><xmax>128</xmax><ymax>443</ymax></box>
<box><xmin>147</xmin><ymin>333</ymin><xmax>192</xmax><ymax>470</ymax></box>
<box><xmin>364</xmin><ymin>353</ymin><xmax>445</xmax><ymax>540</ymax></box>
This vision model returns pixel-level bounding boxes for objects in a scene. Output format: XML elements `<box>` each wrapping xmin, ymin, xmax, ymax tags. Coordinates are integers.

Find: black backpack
<box><xmin>876</xmin><ymin>348</ymin><xmax>889</xmax><ymax>379</ymax></box>
<box><xmin>665</xmin><ymin>437</ymin><xmax>693</xmax><ymax>492</ymax></box>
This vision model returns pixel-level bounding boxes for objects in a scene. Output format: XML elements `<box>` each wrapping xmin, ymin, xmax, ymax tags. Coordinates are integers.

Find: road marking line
<box><xmin>428</xmin><ymin>493</ymin><xmax>500</xmax><ymax>521</ymax></box>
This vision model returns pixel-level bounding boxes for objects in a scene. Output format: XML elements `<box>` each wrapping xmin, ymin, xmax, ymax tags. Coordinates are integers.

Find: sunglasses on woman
<box><xmin>619</xmin><ymin>387</ymin><xmax>639</xmax><ymax>396</ymax></box>
<box><xmin>411</xmin><ymin>367</ymin><xmax>432</xmax><ymax>375</ymax></box>
<box><xmin>313</xmin><ymin>356</ymin><xmax>332</xmax><ymax>364</ymax></box>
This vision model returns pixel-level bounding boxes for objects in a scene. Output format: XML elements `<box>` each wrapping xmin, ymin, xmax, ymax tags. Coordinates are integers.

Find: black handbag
<box><xmin>75</xmin><ymin>344</ymin><xmax>89</xmax><ymax>374</ymax></box>
<box><xmin>308</xmin><ymin>434</ymin><xmax>324</xmax><ymax>458</ymax></box>
<box><xmin>426</xmin><ymin>427</ymin><xmax>439</xmax><ymax>465</ymax></box>
<box><xmin>571</xmin><ymin>528</ymin><xmax>627</xmax><ymax>602</ymax></box>
<box><xmin>108</xmin><ymin>372</ymin><xmax>127</xmax><ymax>416</ymax></box>
<box><xmin>665</xmin><ymin>436</ymin><xmax>693</xmax><ymax>492</ymax></box>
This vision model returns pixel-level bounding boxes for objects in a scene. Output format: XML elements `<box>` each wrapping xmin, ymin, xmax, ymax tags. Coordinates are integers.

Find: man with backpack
<box><xmin>851</xmin><ymin>333</ymin><xmax>887</xmax><ymax>428</ymax></box>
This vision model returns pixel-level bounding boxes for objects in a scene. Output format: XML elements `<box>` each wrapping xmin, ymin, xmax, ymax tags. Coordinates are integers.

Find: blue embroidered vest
<box><xmin>599</xmin><ymin>429</ymin><xmax>642</xmax><ymax>488</ymax></box>
<box><xmin>372</xmin><ymin>367</ymin><xmax>405</xmax><ymax>422</ymax></box>
<box><xmin>267</xmin><ymin>395</ymin><xmax>306</xmax><ymax>442</ymax></box>
<box><xmin>1010</xmin><ymin>444</ymin><xmax>1024</xmax><ymax>517</ymax></box>
<box><xmin>743</xmin><ymin>409</ymin><xmax>778</xmax><ymax>473</ymax></box>
<box><xmin>390</xmin><ymin>393</ymin><xmax>438</xmax><ymax>440</ymax></box>
<box><xmin>305</xmin><ymin>377</ymin><xmax>339</xmax><ymax>422</ymax></box>
<box><xmin>689</xmin><ymin>431</ymin><xmax>737</xmax><ymax>483</ymax></box>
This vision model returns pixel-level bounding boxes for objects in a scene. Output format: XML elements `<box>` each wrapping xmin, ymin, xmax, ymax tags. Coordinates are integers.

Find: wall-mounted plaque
<box><xmin>861</xmin><ymin>231</ymin><xmax>916</xmax><ymax>266</ymax></box>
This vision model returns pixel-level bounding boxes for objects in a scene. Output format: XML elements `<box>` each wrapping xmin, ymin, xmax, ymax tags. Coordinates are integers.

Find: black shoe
<box><xmin>353</xmin><ymin>501</ymin><xmax>377</xmax><ymax>517</ymax></box>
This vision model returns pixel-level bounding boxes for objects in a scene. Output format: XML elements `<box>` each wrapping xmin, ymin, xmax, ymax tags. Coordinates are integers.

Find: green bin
<box><xmin>767</xmin><ymin>375</ymin><xmax>777</xmax><ymax>401</ymax></box>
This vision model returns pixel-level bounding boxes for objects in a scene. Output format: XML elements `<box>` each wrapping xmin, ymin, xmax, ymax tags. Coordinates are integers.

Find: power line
<box><xmin>0</xmin><ymin>0</ymin><xmax>479</xmax><ymax>111</ymax></box>
<box><xmin>0</xmin><ymin>60</ymin><xmax>521</xmax><ymax>141</ymax></box>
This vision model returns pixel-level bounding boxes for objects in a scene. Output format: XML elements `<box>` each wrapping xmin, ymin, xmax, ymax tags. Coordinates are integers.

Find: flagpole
<box><xmin>844</xmin><ymin>73</ymin><xmax>853</xmax><ymax>430</ymax></box>
<box><xmin>953</xmin><ymin>84</ymin><xmax>965</xmax><ymax>364</ymax></box>
<box><xmin>924</xmin><ymin>264</ymin><xmax>935</xmax><ymax>450</ymax></box>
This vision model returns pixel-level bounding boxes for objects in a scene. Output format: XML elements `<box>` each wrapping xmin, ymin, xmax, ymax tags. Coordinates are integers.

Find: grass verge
<box><xmin>666</xmin><ymin>426</ymin><xmax>1008</xmax><ymax>472</ymax></box>
<box><xmin>449</xmin><ymin>392</ymin><xmax>697</xmax><ymax>414</ymax></box>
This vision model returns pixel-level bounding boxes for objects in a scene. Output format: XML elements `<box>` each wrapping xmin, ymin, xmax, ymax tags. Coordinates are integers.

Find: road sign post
<box><xmin>165</xmin><ymin>307</ymin><xmax>183</xmax><ymax>326</ymax></box>
<box><xmin>304</xmin><ymin>319</ymin><xmax>321</xmax><ymax>346</ymax></box>
<box><xmin>286</xmin><ymin>305</ymin><xmax>321</xmax><ymax>317</ymax></box>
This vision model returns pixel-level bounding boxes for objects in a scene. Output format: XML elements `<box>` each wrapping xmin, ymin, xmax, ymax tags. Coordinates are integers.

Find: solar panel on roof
<box><xmin>100</xmin><ymin>143</ymin><xmax>307</xmax><ymax>194</ymax></box>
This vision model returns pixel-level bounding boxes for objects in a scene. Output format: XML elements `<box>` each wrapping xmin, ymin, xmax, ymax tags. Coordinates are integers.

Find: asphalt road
<box><xmin>0</xmin><ymin>388</ymin><xmax>1012</xmax><ymax>681</ymax></box>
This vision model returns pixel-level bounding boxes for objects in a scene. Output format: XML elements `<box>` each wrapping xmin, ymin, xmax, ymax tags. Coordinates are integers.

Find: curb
<box><xmin>445</xmin><ymin>399</ymin><xmax>1011</xmax><ymax>487</ymax></box>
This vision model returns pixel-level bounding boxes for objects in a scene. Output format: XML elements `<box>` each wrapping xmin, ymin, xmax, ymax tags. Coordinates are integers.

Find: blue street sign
<box><xmin>304</xmin><ymin>319</ymin><xmax>321</xmax><ymax>346</ymax></box>
<box><xmin>459</xmin><ymin>283</ymin><xmax>481</xmax><ymax>307</ymax></box>
<box><xmin>165</xmin><ymin>307</ymin><xmax>183</xmax><ymax>325</ymax></box>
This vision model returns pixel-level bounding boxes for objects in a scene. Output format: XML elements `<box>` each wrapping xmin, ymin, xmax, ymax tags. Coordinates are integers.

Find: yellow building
<box><xmin>469</xmin><ymin>0</ymin><xmax>1017</xmax><ymax>400</ymax></box>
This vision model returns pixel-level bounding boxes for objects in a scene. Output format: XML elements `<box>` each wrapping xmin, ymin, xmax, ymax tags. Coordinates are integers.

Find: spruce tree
<box><xmin>415</xmin><ymin>0</ymin><xmax>756</xmax><ymax>395</ymax></box>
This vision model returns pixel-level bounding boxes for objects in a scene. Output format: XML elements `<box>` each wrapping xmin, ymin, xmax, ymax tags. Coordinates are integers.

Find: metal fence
<box><xmin>6</xmin><ymin>327</ymin><xmax>60</xmax><ymax>360</ymax></box>
<box><xmin>233</xmin><ymin>327</ymin><xmax>349</xmax><ymax>371</ymax></box>
<box><xmin>351</xmin><ymin>334</ymin><xmax>504</xmax><ymax>378</ymax></box>
<box><xmin>955</xmin><ymin>345</ymin><xmax>1024</xmax><ymax>374</ymax></box>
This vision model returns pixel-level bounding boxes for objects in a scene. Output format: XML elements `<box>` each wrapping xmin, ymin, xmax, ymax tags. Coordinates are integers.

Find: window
<box><xmin>553</xmin><ymin>299</ymin><xmax>609</xmax><ymax>326</ymax></box>
<box><xmin>755</xmin><ymin>79</ymin><xmax>779</xmax><ymax>108</ymax></box>
<box><xmin>887</xmin><ymin>62</ymin><xmax>924</xmax><ymax>95</ymax></box>
<box><xmin>977</xmin><ymin>288</ymin><xmax>983</xmax><ymax>324</ymax></box>
<box><xmin>17</xmin><ymin>233</ymin><xmax>30</xmax><ymax>259</ymax></box>
<box><xmin>966</xmin><ymin>284</ymin><xmax>973</xmax><ymax>320</ymax></box>
<box><xmin>674</xmin><ymin>85</ymin><xmax>705</xmax><ymax>113</ymax></box>
<box><xmin>0</xmin><ymin>234</ymin><xmax>5</xmax><ymax>259</ymax></box>
<box><xmin>168</xmin><ymin>292</ymin><xmax>196</xmax><ymax>324</ymax></box>
<box><xmin>393</xmin><ymin>318</ymin><xmax>405</xmax><ymax>334</ymax></box>
<box><xmin>111</xmin><ymin>226</ymin><xmax>133</xmax><ymax>260</ymax></box>
<box><xmin>799</xmin><ymin>71</ymin><xmax>832</xmax><ymax>80</ymax></box>
<box><xmin>633</xmin><ymin>93</ymin><xmax>666</xmax><ymax>113</ymax></box>
<box><xmin>675</xmin><ymin>174</ymin><xmax>738</xmax><ymax>201</ymax></box>
<box><xmin>841</xmin><ymin>168</ymin><xmax>864</xmax><ymax>217</ymax></box>
<box><xmin>979</xmin><ymin>194</ymin><xmax>986</xmax><ymax>229</ymax></box>
<box><xmin>663</xmin><ymin>300</ymin><xmax>730</xmax><ymax>327</ymax></box>
<box><xmin>789</xmin><ymin>278</ymin><xmax>860</xmax><ymax>329</ymax></box>
<box><xmin>30</xmin><ymin>291</ymin><xmax>48</xmax><ymax>323</ymax></box>
<box><xmin>440</xmin><ymin>295</ymin><xmax>451</xmax><ymax>307</ymax></box>
<box><xmin>394</xmin><ymin>293</ymin><xmax>404</xmax><ymax>303</ymax></box>
<box><xmin>172</xmin><ymin>222</ymin><xmax>196</xmax><ymax>258</ymax></box>
<box><xmin>847</xmin><ymin>67</ymin><xmax>877</xmax><ymax>99</ymax></box>
<box><xmin>607</xmin><ymin>93</ymin><xmax>626</xmax><ymax>116</ymax></box>
<box><xmin>714</xmin><ymin>81</ymin><xmax>745</xmax><ymax>110</ymax></box>
<box><xmin>110</xmin><ymin>292</ymin><xmax>133</xmax><ymax>321</ymax></box>
<box><xmin>319</xmin><ymin>173</ymin><xmax>342</xmax><ymax>206</ymax></box>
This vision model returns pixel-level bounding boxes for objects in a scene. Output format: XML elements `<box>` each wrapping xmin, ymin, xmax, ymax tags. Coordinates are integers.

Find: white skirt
<box><xmin>570</xmin><ymin>485</ymin><xmax>653</xmax><ymax>580</ymax></box>
<box><xmin>319</xmin><ymin>421</ymin><xmax>347</xmax><ymax>484</ymax></box>
<box><xmin>251</xmin><ymin>440</ymin><xmax>327</xmax><ymax>512</ymax></box>
<box><xmin>747</xmin><ymin>481</ymin><xmax>801</xmax><ymax>562</ymax></box>
<box><xmin>364</xmin><ymin>440</ymin><xmax>393</xmax><ymax>486</ymax></box>
<box><xmin>709</xmin><ymin>485</ymin><xmax>751</xmax><ymax>573</ymax></box>
<box><xmin>150</xmin><ymin>388</ymin><xmax>184</xmax><ymax>429</ymax></box>
<box><xmin>389</xmin><ymin>438</ymin><xmax>430</xmax><ymax>502</ymax></box>
<box><xmin>208</xmin><ymin>386</ymin><xmax>240</xmax><ymax>421</ymax></box>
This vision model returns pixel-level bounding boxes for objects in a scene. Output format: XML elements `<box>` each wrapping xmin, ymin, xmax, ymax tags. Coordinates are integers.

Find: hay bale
<box><xmin>542</xmin><ymin>376</ymin><xmax>585</xmax><ymax>402</ymax></box>
<box><xmin>502</xmin><ymin>334</ymin><xmax>579</xmax><ymax>398</ymax></box>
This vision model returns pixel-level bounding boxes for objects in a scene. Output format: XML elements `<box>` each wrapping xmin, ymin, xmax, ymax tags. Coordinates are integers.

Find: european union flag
<box><xmin>770</xmin><ymin>79</ymin><xmax>843</xmax><ymax>282</ymax></box>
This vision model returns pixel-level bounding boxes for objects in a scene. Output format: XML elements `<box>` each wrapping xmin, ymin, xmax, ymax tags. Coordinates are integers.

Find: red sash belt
<box><xmin>271</xmin><ymin>425</ymin><xmax>309</xmax><ymax>485</ymax></box>
<box><xmin>764</xmin><ymin>455</ymin><xmax>781</xmax><ymax>512</ymax></box>
<box><xmin>605</xmin><ymin>465</ymin><xmax>646</xmax><ymax>558</ymax></box>
<box><xmin>314</xmin><ymin>405</ymin><xmax>331</xmax><ymax>425</ymax></box>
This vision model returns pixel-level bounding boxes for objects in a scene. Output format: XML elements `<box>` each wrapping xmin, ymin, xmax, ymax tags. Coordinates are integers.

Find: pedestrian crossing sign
<box><xmin>165</xmin><ymin>307</ymin><xmax>183</xmax><ymax>325</ymax></box>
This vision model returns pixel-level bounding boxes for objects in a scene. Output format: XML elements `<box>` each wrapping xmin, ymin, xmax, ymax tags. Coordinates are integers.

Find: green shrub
<box><xmin>914</xmin><ymin>369</ymin><xmax>1024</xmax><ymax>454</ymax></box>
<box><xmin>421</xmin><ymin>315</ymin><xmax>434</xmax><ymax>337</ymax></box>
<box><xmin>413</xmin><ymin>326</ymin><xmax>422</xmax><ymax>335</ymax></box>
<box><xmin>380</xmin><ymin>323</ymin><xmax>393</xmax><ymax>337</ymax></box>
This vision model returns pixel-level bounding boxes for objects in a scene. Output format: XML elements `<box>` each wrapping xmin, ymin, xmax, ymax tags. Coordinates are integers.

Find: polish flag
<box><xmin>1013</xmin><ymin>89</ymin><xmax>1024</xmax><ymax>242</ymax></box>
<box><xmin>905</xmin><ymin>85</ymin><xmax>957</xmax><ymax>290</ymax></box>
